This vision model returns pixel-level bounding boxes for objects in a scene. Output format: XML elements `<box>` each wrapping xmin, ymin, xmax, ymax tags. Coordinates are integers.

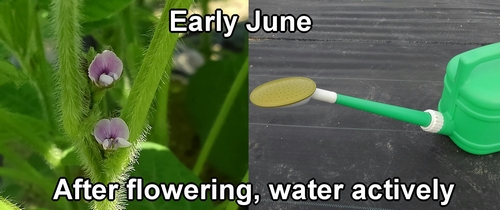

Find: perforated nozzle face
<box><xmin>250</xmin><ymin>77</ymin><xmax>317</xmax><ymax>108</ymax></box>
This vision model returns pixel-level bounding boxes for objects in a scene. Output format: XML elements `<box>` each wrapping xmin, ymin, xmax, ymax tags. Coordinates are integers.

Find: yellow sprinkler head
<box><xmin>250</xmin><ymin>77</ymin><xmax>317</xmax><ymax>108</ymax></box>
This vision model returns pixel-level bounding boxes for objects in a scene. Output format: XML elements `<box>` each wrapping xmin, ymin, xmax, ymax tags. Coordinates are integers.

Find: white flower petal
<box><xmin>115</xmin><ymin>137</ymin><xmax>131</xmax><ymax>148</ymax></box>
<box><xmin>99</xmin><ymin>74</ymin><xmax>114</xmax><ymax>86</ymax></box>
<box><xmin>102</xmin><ymin>139</ymin><xmax>110</xmax><ymax>150</ymax></box>
<box><xmin>110</xmin><ymin>72</ymin><xmax>119</xmax><ymax>80</ymax></box>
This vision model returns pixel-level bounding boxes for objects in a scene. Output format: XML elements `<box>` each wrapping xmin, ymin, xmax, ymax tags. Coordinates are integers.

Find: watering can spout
<box><xmin>250</xmin><ymin>77</ymin><xmax>447</xmax><ymax>133</ymax></box>
<box><xmin>311</xmin><ymin>88</ymin><xmax>445</xmax><ymax>133</ymax></box>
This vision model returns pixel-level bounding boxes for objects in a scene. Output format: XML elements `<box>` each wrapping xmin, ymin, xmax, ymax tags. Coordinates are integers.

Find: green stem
<box><xmin>193</xmin><ymin>58</ymin><xmax>249</xmax><ymax>176</ymax></box>
<box><xmin>53</xmin><ymin>0</ymin><xmax>104</xmax><ymax>194</ymax></box>
<box><xmin>93</xmin><ymin>1</ymin><xmax>193</xmax><ymax>209</ymax></box>
<box><xmin>151</xmin><ymin>79</ymin><xmax>169</xmax><ymax>145</ymax></box>
<box><xmin>77</xmin><ymin>109</ymin><xmax>106</xmax><ymax>182</ymax></box>
<box><xmin>52</xmin><ymin>2</ymin><xmax>107</xmax><ymax>210</ymax></box>
<box><xmin>53</xmin><ymin>0</ymin><xmax>89</xmax><ymax>138</ymax></box>
<box><xmin>0</xmin><ymin>196</ymin><xmax>21</xmax><ymax>210</ymax></box>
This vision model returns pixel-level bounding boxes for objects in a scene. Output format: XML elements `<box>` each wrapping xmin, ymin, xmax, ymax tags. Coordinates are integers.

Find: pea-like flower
<box><xmin>93</xmin><ymin>118</ymin><xmax>131</xmax><ymax>150</ymax></box>
<box><xmin>88</xmin><ymin>50</ymin><xmax>123</xmax><ymax>87</ymax></box>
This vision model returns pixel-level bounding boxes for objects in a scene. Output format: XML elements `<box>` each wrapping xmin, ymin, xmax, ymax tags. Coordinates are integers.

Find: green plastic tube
<box><xmin>336</xmin><ymin>94</ymin><xmax>432</xmax><ymax>127</ymax></box>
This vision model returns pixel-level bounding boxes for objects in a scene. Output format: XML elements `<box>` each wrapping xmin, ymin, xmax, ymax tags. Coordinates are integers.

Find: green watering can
<box><xmin>250</xmin><ymin>42</ymin><xmax>500</xmax><ymax>155</ymax></box>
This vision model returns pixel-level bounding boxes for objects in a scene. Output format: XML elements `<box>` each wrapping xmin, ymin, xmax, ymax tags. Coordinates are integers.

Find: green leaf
<box><xmin>187</xmin><ymin>49</ymin><xmax>248</xmax><ymax>180</ymax></box>
<box><xmin>0</xmin><ymin>82</ymin><xmax>43</xmax><ymax>119</ymax></box>
<box><xmin>81</xmin><ymin>15</ymin><xmax>117</xmax><ymax>35</ymax></box>
<box><xmin>0</xmin><ymin>60</ymin><xmax>28</xmax><ymax>87</ymax></box>
<box><xmin>0</xmin><ymin>135</ymin><xmax>75</xmax><ymax>210</ymax></box>
<box><xmin>128</xmin><ymin>142</ymin><xmax>214</xmax><ymax>209</ymax></box>
<box><xmin>0</xmin><ymin>107</ymin><xmax>62</xmax><ymax>169</ymax></box>
<box><xmin>0</xmin><ymin>107</ymin><xmax>48</xmax><ymax>142</ymax></box>
<box><xmin>0</xmin><ymin>0</ymin><xmax>57</xmax><ymax>130</ymax></box>
<box><xmin>81</xmin><ymin>0</ymin><xmax>134</xmax><ymax>22</ymax></box>
<box><xmin>0</xmin><ymin>0</ymin><xmax>37</xmax><ymax>61</ymax></box>
<box><xmin>0</xmin><ymin>41</ymin><xmax>10</xmax><ymax>60</ymax></box>
<box><xmin>0</xmin><ymin>149</ymin><xmax>70</xmax><ymax>210</ymax></box>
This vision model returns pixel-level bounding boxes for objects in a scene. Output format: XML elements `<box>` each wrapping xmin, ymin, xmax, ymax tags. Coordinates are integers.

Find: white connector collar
<box><xmin>311</xmin><ymin>88</ymin><xmax>338</xmax><ymax>103</ymax></box>
<box><xmin>421</xmin><ymin>109</ymin><xmax>444</xmax><ymax>133</ymax></box>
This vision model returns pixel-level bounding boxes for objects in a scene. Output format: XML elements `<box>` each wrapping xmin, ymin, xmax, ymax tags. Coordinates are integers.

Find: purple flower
<box><xmin>93</xmin><ymin>118</ymin><xmax>131</xmax><ymax>150</ymax></box>
<box><xmin>88</xmin><ymin>50</ymin><xmax>123</xmax><ymax>87</ymax></box>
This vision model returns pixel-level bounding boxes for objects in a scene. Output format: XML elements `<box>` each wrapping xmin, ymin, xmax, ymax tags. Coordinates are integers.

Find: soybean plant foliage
<box><xmin>0</xmin><ymin>0</ymin><xmax>248</xmax><ymax>209</ymax></box>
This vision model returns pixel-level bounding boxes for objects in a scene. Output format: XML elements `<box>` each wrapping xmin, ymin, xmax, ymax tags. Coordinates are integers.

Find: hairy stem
<box><xmin>53</xmin><ymin>0</ymin><xmax>89</xmax><ymax>138</ymax></box>
<box><xmin>52</xmin><ymin>0</ymin><xmax>104</xmax><ymax>204</ymax></box>
<box><xmin>77</xmin><ymin>110</ymin><xmax>106</xmax><ymax>182</ymax></box>
<box><xmin>93</xmin><ymin>1</ymin><xmax>192</xmax><ymax>209</ymax></box>
<box><xmin>0</xmin><ymin>196</ymin><xmax>21</xmax><ymax>210</ymax></box>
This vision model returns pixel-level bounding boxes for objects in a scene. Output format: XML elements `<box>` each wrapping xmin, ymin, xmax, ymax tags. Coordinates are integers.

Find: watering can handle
<box><xmin>450</xmin><ymin>42</ymin><xmax>500</xmax><ymax>116</ymax></box>
<box><xmin>455</xmin><ymin>42</ymin><xmax>500</xmax><ymax>87</ymax></box>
